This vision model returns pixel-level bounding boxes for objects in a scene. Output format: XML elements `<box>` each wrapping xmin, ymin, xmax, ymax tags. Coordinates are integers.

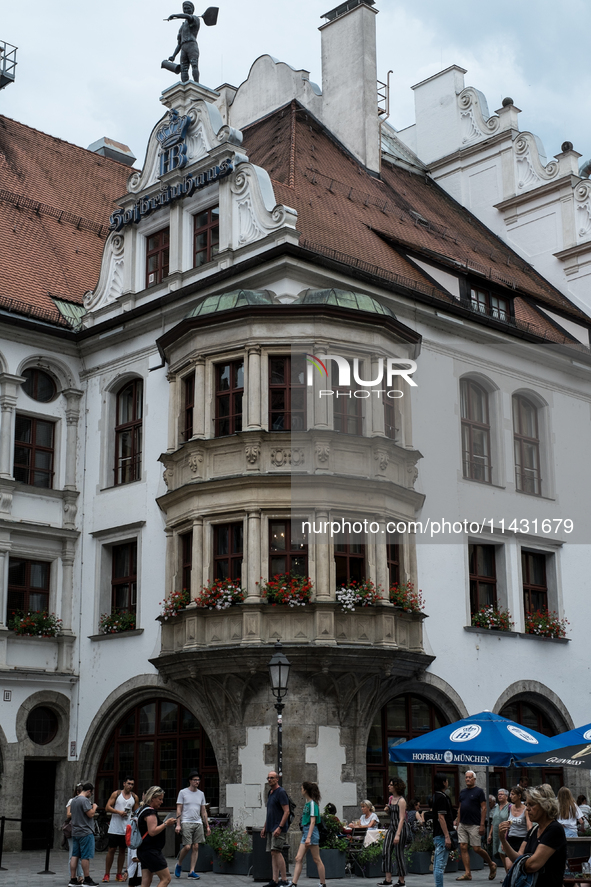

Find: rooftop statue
<box><xmin>162</xmin><ymin>3</ymin><xmax>219</xmax><ymax>84</ymax></box>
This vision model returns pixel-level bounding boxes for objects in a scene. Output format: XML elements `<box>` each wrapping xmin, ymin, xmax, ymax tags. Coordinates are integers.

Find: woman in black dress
<box><xmin>136</xmin><ymin>786</ymin><xmax>177</xmax><ymax>887</ymax></box>
<box><xmin>499</xmin><ymin>785</ymin><xmax>567</xmax><ymax>887</ymax></box>
<box><xmin>379</xmin><ymin>778</ymin><xmax>408</xmax><ymax>887</ymax></box>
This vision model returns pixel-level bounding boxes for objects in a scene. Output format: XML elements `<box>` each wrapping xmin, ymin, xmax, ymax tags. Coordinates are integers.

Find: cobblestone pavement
<box><xmin>0</xmin><ymin>851</ymin><xmax>499</xmax><ymax>887</ymax></box>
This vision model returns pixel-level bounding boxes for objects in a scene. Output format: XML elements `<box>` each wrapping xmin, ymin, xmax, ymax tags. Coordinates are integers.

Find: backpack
<box><xmin>126</xmin><ymin>805</ymin><xmax>149</xmax><ymax>849</ymax></box>
<box><xmin>286</xmin><ymin>794</ymin><xmax>297</xmax><ymax>828</ymax></box>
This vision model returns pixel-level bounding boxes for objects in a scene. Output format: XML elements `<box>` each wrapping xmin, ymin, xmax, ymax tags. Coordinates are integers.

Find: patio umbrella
<box><xmin>516</xmin><ymin>722</ymin><xmax>591</xmax><ymax>769</ymax></box>
<box><xmin>389</xmin><ymin>710</ymin><xmax>554</xmax><ymax>767</ymax></box>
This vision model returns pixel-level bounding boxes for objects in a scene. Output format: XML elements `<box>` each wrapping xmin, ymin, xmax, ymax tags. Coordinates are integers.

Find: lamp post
<box><xmin>268</xmin><ymin>641</ymin><xmax>291</xmax><ymax>784</ymax></box>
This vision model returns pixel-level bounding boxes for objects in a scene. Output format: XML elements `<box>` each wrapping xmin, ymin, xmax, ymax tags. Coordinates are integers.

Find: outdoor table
<box><xmin>364</xmin><ymin>828</ymin><xmax>387</xmax><ymax>847</ymax></box>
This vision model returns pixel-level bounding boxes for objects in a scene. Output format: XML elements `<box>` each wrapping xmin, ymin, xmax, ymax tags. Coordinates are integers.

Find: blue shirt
<box><xmin>265</xmin><ymin>786</ymin><xmax>289</xmax><ymax>833</ymax></box>
<box><xmin>458</xmin><ymin>786</ymin><xmax>485</xmax><ymax>826</ymax></box>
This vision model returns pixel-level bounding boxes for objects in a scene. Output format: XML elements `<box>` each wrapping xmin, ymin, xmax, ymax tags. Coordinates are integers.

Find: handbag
<box><xmin>62</xmin><ymin>818</ymin><xmax>72</xmax><ymax>839</ymax></box>
<box><xmin>448</xmin><ymin>827</ymin><xmax>459</xmax><ymax>851</ymax></box>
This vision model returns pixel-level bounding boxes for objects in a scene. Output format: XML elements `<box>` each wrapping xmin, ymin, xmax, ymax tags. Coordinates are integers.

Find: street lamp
<box><xmin>268</xmin><ymin>641</ymin><xmax>291</xmax><ymax>784</ymax></box>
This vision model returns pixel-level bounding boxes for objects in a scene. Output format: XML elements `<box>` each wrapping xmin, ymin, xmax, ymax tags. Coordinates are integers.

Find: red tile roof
<box><xmin>0</xmin><ymin>115</ymin><xmax>132</xmax><ymax>325</ymax></box>
<box><xmin>241</xmin><ymin>102</ymin><xmax>589</xmax><ymax>342</ymax></box>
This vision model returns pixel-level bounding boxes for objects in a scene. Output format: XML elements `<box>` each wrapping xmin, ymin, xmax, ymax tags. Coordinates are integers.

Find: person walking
<box><xmin>174</xmin><ymin>771</ymin><xmax>210</xmax><ymax>880</ymax></box>
<box><xmin>136</xmin><ymin>786</ymin><xmax>177</xmax><ymax>887</ymax></box>
<box><xmin>454</xmin><ymin>770</ymin><xmax>497</xmax><ymax>881</ymax></box>
<box><xmin>379</xmin><ymin>777</ymin><xmax>408</xmax><ymax>887</ymax></box>
<box><xmin>66</xmin><ymin>784</ymin><xmax>85</xmax><ymax>885</ymax></box>
<box><xmin>432</xmin><ymin>774</ymin><xmax>454</xmax><ymax>887</ymax></box>
<box><xmin>504</xmin><ymin>785</ymin><xmax>531</xmax><ymax>865</ymax></box>
<box><xmin>557</xmin><ymin>787</ymin><xmax>583</xmax><ymax>837</ymax></box>
<box><xmin>487</xmin><ymin>789</ymin><xmax>510</xmax><ymax>871</ymax></box>
<box><xmin>103</xmin><ymin>777</ymin><xmax>139</xmax><ymax>882</ymax></box>
<box><xmin>290</xmin><ymin>782</ymin><xmax>326</xmax><ymax>887</ymax></box>
<box><xmin>499</xmin><ymin>785</ymin><xmax>566</xmax><ymax>887</ymax></box>
<box><xmin>69</xmin><ymin>781</ymin><xmax>99</xmax><ymax>887</ymax></box>
<box><xmin>260</xmin><ymin>771</ymin><xmax>291</xmax><ymax>887</ymax></box>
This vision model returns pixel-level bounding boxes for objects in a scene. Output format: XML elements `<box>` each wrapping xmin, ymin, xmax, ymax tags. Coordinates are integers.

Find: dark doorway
<box><xmin>21</xmin><ymin>760</ymin><xmax>56</xmax><ymax>849</ymax></box>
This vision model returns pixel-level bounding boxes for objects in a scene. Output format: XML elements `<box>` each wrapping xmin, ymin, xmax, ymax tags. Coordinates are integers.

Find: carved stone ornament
<box><xmin>458</xmin><ymin>87</ymin><xmax>500</xmax><ymax>144</ymax></box>
<box><xmin>374</xmin><ymin>450</ymin><xmax>389</xmax><ymax>472</ymax></box>
<box><xmin>162</xmin><ymin>467</ymin><xmax>174</xmax><ymax>488</ymax></box>
<box><xmin>188</xmin><ymin>450</ymin><xmax>204</xmax><ymax>476</ymax></box>
<box><xmin>407</xmin><ymin>463</ymin><xmax>419</xmax><ymax>484</ymax></box>
<box><xmin>244</xmin><ymin>443</ymin><xmax>260</xmax><ymax>464</ymax></box>
<box><xmin>230</xmin><ymin>162</ymin><xmax>298</xmax><ymax>249</ymax></box>
<box><xmin>315</xmin><ymin>443</ymin><xmax>330</xmax><ymax>463</ymax></box>
<box><xmin>63</xmin><ymin>498</ymin><xmax>78</xmax><ymax>528</ymax></box>
<box><xmin>575</xmin><ymin>181</ymin><xmax>591</xmax><ymax>239</ymax></box>
<box><xmin>128</xmin><ymin>101</ymin><xmax>243</xmax><ymax>195</ymax></box>
<box><xmin>270</xmin><ymin>447</ymin><xmax>305</xmax><ymax>468</ymax></box>
<box><xmin>514</xmin><ymin>133</ymin><xmax>559</xmax><ymax>192</ymax></box>
<box><xmin>83</xmin><ymin>233</ymin><xmax>125</xmax><ymax>311</ymax></box>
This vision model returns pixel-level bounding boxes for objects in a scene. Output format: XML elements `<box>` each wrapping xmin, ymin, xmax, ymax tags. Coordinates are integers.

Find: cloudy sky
<box><xmin>2</xmin><ymin>0</ymin><xmax>590</xmax><ymax>169</ymax></box>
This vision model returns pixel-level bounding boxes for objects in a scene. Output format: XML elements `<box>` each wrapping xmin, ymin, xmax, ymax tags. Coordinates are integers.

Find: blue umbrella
<box><xmin>516</xmin><ymin>722</ymin><xmax>591</xmax><ymax>769</ymax></box>
<box><xmin>389</xmin><ymin>710</ymin><xmax>554</xmax><ymax>767</ymax></box>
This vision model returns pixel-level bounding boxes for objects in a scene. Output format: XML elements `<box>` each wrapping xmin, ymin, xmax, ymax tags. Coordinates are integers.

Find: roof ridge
<box><xmin>0</xmin><ymin>114</ymin><xmax>136</xmax><ymax>169</ymax></box>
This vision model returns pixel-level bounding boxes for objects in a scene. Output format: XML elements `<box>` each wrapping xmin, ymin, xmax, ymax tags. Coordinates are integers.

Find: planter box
<box><xmin>250</xmin><ymin>830</ymin><xmax>289</xmax><ymax>881</ymax></box>
<box><xmin>458</xmin><ymin>848</ymin><xmax>484</xmax><ymax>871</ymax></box>
<box><xmin>353</xmin><ymin>858</ymin><xmax>383</xmax><ymax>878</ymax></box>
<box><xmin>181</xmin><ymin>844</ymin><xmax>214</xmax><ymax>872</ymax></box>
<box><xmin>408</xmin><ymin>850</ymin><xmax>432</xmax><ymax>874</ymax></box>
<box><xmin>445</xmin><ymin>856</ymin><xmax>458</xmax><ymax>873</ymax></box>
<box><xmin>307</xmin><ymin>849</ymin><xmax>346</xmax><ymax>879</ymax></box>
<box><xmin>213</xmin><ymin>851</ymin><xmax>252</xmax><ymax>874</ymax></box>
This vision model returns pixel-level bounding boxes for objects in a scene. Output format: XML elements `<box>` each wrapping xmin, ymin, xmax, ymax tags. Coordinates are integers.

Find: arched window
<box><xmin>115</xmin><ymin>379</ymin><xmax>143</xmax><ymax>485</ymax></box>
<box><xmin>366</xmin><ymin>694</ymin><xmax>457</xmax><ymax>806</ymax></box>
<box><xmin>513</xmin><ymin>396</ymin><xmax>541</xmax><ymax>495</ymax></box>
<box><xmin>96</xmin><ymin>698</ymin><xmax>219</xmax><ymax>809</ymax></box>
<box><xmin>461</xmin><ymin>380</ymin><xmax>491</xmax><ymax>483</ymax></box>
<box><xmin>490</xmin><ymin>699</ymin><xmax>562</xmax><ymax>794</ymax></box>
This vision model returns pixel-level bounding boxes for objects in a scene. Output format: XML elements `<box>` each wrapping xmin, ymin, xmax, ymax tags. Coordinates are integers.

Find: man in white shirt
<box><xmin>102</xmin><ymin>777</ymin><xmax>139</xmax><ymax>882</ymax></box>
<box><xmin>174</xmin><ymin>772</ymin><xmax>210</xmax><ymax>880</ymax></box>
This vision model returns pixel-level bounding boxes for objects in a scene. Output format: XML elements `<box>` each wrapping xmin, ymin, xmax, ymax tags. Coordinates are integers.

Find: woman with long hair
<box><xmin>379</xmin><ymin>777</ymin><xmax>408</xmax><ymax>887</ymax></box>
<box><xmin>499</xmin><ymin>785</ymin><xmax>567</xmax><ymax>887</ymax></box>
<box><xmin>136</xmin><ymin>786</ymin><xmax>176</xmax><ymax>887</ymax></box>
<box><xmin>505</xmin><ymin>785</ymin><xmax>531</xmax><ymax>867</ymax></box>
<box><xmin>291</xmin><ymin>782</ymin><xmax>326</xmax><ymax>887</ymax></box>
<box><xmin>557</xmin><ymin>787</ymin><xmax>583</xmax><ymax>837</ymax></box>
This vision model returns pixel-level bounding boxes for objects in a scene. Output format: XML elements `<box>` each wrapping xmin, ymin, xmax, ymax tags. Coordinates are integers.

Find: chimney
<box><xmin>319</xmin><ymin>0</ymin><xmax>380</xmax><ymax>173</ymax></box>
<box><xmin>87</xmin><ymin>137</ymin><xmax>136</xmax><ymax>167</ymax></box>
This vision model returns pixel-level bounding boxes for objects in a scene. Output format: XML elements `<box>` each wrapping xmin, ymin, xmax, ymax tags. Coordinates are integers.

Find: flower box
<box><xmin>336</xmin><ymin>579</ymin><xmax>382</xmax><ymax>612</ymax></box>
<box><xmin>389</xmin><ymin>581</ymin><xmax>425</xmax><ymax>613</ymax></box>
<box><xmin>195</xmin><ymin>579</ymin><xmax>245</xmax><ymax>610</ymax></box>
<box><xmin>9</xmin><ymin>610</ymin><xmax>63</xmax><ymax>637</ymax></box>
<box><xmin>160</xmin><ymin>588</ymin><xmax>190</xmax><ymax>620</ymax></box>
<box><xmin>258</xmin><ymin>573</ymin><xmax>313</xmax><ymax>607</ymax></box>
<box><xmin>212</xmin><ymin>851</ymin><xmax>252</xmax><ymax>875</ymax></box>
<box><xmin>524</xmin><ymin>608</ymin><xmax>568</xmax><ymax>638</ymax></box>
<box><xmin>99</xmin><ymin>611</ymin><xmax>136</xmax><ymax>634</ymax></box>
<box><xmin>408</xmin><ymin>850</ymin><xmax>432</xmax><ymax>874</ymax></box>
<box><xmin>307</xmin><ymin>848</ymin><xmax>346</xmax><ymax>879</ymax></box>
<box><xmin>471</xmin><ymin>605</ymin><xmax>513</xmax><ymax>632</ymax></box>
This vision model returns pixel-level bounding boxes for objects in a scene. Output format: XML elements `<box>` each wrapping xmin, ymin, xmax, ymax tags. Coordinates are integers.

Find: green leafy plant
<box><xmin>389</xmin><ymin>581</ymin><xmax>425</xmax><ymax>613</ymax></box>
<box><xmin>404</xmin><ymin>823</ymin><xmax>434</xmax><ymax>864</ymax></box>
<box><xmin>471</xmin><ymin>605</ymin><xmax>513</xmax><ymax>631</ymax></box>
<box><xmin>524</xmin><ymin>608</ymin><xmax>569</xmax><ymax>638</ymax></box>
<box><xmin>207</xmin><ymin>824</ymin><xmax>251</xmax><ymax>863</ymax></box>
<box><xmin>195</xmin><ymin>578</ymin><xmax>245</xmax><ymax>610</ymax></box>
<box><xmin>336</xmin><ymin>579</ymin><xmax>383</xmax><ymax>613</ymax></box>
<box><xmin>9</xmin><ymin>610</ymin><xmax>62</xmax><ymax>637</ymax></box>
<box><xmin>159</xmin><ymin>588</ymin><xmax>190</xmax><ymax>620</ymax></box>
<box><xmin>357</xmin><ymin>835</ymin><xmax>384</xmax><ymax>866</ymax></box>
<box><xmin>99</xmin><ymin>611</ymin><xmax>136</xmax><ymax>634</ymax></box>
<box><xmin>319</xmin><ymin>812</ymin><xmax>348</xmax><ymax>851</ymax></box>
<box><xmin>258</xmin><ymin>573</ymin><xmax>313</xmax><ymax>607</ymax></box>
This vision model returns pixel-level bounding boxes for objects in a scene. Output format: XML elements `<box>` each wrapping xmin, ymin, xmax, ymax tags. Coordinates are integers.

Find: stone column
<box><xmin>166</xmin><ymin>373</ymin><xmax>178</xmax><ymax>453</ymax></box>
<box><xmin>0</xmin><ymin>374</ymin><xmax>25</xmax><ymax>478</ymax></box>
<box><xmin>371</xmin><ymin>356</ymin><xmax>386</xmax><ymax>437</ymax></box>
<box><xmin>191</xmin><ymin>518</ymin><xmax>203</xmax><ymax>599</ymax></box>
<box><xmin>376</xmin><ymin>518</ymin><xmax>388</xmax><ymax>594</ymax></box>
<box><xmin>61</xmin><ymin>542</ymin><xmax>76</xmax><ymax>632</ymax></box>
<box><xmin>246</xmin><ymin>346</ymin><xmax>262</xmax><ymax>430</ymax></box>
<box><xmin>0</xmin><ymin>539</ymin><xmax>12</xmax><ymax>629</ymax></box>
<box><xmin>63</xmin><ymin>389</ymin><xmax>83</xmax><ymax>490</ymax></box>
<box><xmin>313</xmin><ymin>345</ymin><xmax>330</xmax><ymax>429</ymax></box>
<box><xmin>192</xmin><ymin>357</ymin><xmax>206</xmax><ymax>439</ymax></box>
<box><xmin>168</xmin><ymin>202</ymin><xmax>184</xmax><ymax>276</ymax></box>
<box><xmin>314</xmin><ymin>510</ymin><xmax>331</xmax><ymax>600</ymax></box>
<box><xmin>164</xmin><ymin>528</ymin><xmax>174</xmax><ymax>596</ymax></box>
<box><xmin>246</xmin><ymin>510</ymin><xmax>261</xmax><ymax>601</ymax></box>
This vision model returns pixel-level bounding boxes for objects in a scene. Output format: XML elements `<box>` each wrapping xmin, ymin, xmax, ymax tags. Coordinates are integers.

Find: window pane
<box><xmin>195</xmin><ymin>211</ymin><xmax>209</xmax><ymax>228</ymax></box>
<box><xmin>33</xmin><ymin>421</ymin><xmax>53</xmax><ymax>448</ymax></box>
<box><xmin>218</xmin><ymin>365</ymin><xmax>230</xmax><ymax>391</ymax></box>
<box><xmin>138</xmin><ymin>741</ymin><xmax>155</xmax><ymax>790</ymax></box>
<box><xmin>234</xmin><ymin>362</ymin><xmax>244</xmax><ymax>389</ymax></box>
<box><xmin>30</xmin><ymin>563</ymin><xmax>49</xmax><ymax>588</ymax></box>
<box><xmin>118</xmin><ymin>384</ymin><xmax>135</xmax><ymax>424</ymax></box>
<box><xmin>139</xmin><ymin>703</ymin><xmax>156</xmax><ymax>735</ymax></box>
<box><xmin>160</xmin><ymin>701</ymin><xmax>178</xmax><ymax>733</ymax></box>
<box><xmin>182</xmin><ymin>708</ymin><xmax>200</xmax><ymax>732</ymax></box>
<box><xmin>118</xmin><ymin>742</ymin><xmax>135</xmax><ymax>785</ymax></box>
<box><xmin>119</xmin><ymin>711</ymin><xmax>136</xmax><ymax>736</ymax></box>
<box><xmin>15</xmin><ymin>416</ymin><xmax>32</xmax><ymax>443</ymax></box>
<box><xmin>158</xmin><ymin>739</ymin><xmax>178</xmax><ymax>795</ymax></box>
<box><xmin>387</xmin><ymin>698</ymin><xmax>406</xmax><ymax>731</ymax></box>
<box><xmin>270</xmin><ymin>522</ymin><xmax>286</xmax><ymax>551</ymax></box>
<box><xmin>29</xmin><ymin>591</ymin><xmax>48</xmax><ymax>610</ymax></box>
<box><xmin>8</xmin><ymin>560</ymin><xmax>26</xmax><ymax>586</ymax></box>
<box><xmin>113</xmin><ymin>545</ymin><xmax>130</xmax><ymax>579</ymax></box>
<box><xmin>411</xmin><ymin>698</ymin><xmax>431</xmax><ymax>731</ymax></box>
<box><xmin>270</xmin><ymin>556</ymin><xmax>287</xmax><ymax>575</ymax></box>
<box><xmin>216</xmin><ymin>526</ymin><xmax>229</xmax><ymax>556</ymax></box>
<box><xmin>181</xmin><ymin>738</ymin><xmax>200</xmax><ymax>778</ymax></box>
<box><xmin>366</xmin><ymin>722</ymin><xmax>383</xmax><ymax>764</ymax></box>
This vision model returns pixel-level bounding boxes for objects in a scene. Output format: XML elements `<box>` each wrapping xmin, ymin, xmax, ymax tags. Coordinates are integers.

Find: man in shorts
<box><xmin>454</xmin><ymin>770</ymin><xmax>497</xmax><ymax>881</ymax></box>
<box><xmin>260</xmin><ymin>771</ymin><xmax>291</xmax><ymax>887</ymax></box>
<box><xmin>69</xmin><ymin>781</ymin><xmax>98</xmax><ymax>887</ymax></box>
<box><xmin>174</xmin><ymin>771</ymin><xmax>210</xmax><ymax>880</ymax></box>
<box><xmin>102</xmin><ymin>777</ymin><xmax>139</xmax><ymax>882</ymax></box>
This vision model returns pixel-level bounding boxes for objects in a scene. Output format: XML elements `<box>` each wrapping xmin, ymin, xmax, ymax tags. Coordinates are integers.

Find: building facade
<box><xmin>0</xmin><ymin>0</ymin><xmax>590</xmax><ymax>851</ymax></box>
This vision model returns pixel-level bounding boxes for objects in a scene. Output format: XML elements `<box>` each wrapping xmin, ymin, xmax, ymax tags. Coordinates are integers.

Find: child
<box><xmin>127</xmin><ymin>846</ymin><xmax>142</xmax><ymax>887</ymax></box>
<box><xmin>291</xmin><ymin>782</ymin><xmax>326</xmax><ymax>887</ymax></box>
